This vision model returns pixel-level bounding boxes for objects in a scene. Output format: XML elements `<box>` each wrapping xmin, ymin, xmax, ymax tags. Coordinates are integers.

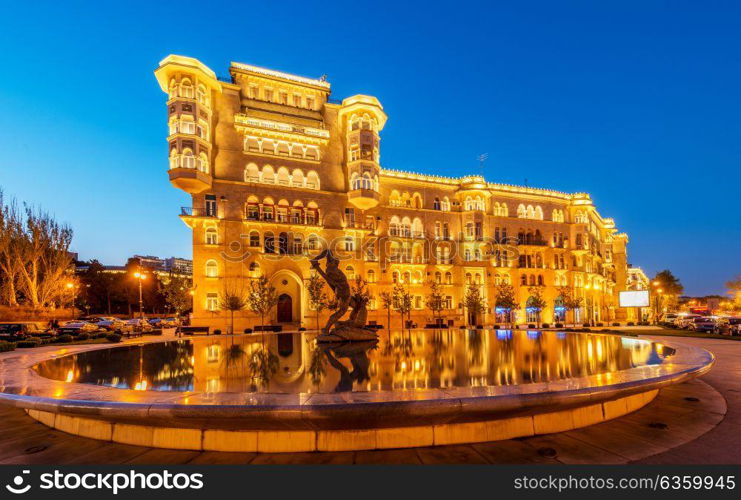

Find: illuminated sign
<box><xmin>619</xmin><ymin>290</ymin><xmax>650</xmax><ymax>308</ymax></box>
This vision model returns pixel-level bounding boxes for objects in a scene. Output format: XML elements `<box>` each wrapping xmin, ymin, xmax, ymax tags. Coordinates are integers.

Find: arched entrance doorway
<box><xmin>277</xmin><ymin>294</ymin><xmax>293</xmax><ymax>323</ymax></box>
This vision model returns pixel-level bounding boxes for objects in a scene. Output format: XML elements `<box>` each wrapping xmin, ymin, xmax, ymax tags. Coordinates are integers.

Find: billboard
<box><xmin>619</xmin><ymin>290</ymin><xmax>650</xmax><ymax>308</ymax></box>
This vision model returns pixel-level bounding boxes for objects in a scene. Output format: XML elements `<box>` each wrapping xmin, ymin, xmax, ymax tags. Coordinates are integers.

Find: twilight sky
<box><xmin>0</xmin><ymin>1</ymin><xmax>739</xmax><ymax>296</ymax></box>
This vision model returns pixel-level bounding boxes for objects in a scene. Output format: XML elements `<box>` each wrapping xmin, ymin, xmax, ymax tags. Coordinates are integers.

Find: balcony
<box><xmin>169</xmin><ymin>167</ymin><xmax>212</xmax><ymax>193</ymax></box>
<box><xmin>181</xmin><ymin>206</ymin><xmax>217</xmax><ymax>218</ymax></box>
<box><xmin>517</xmin><ymin>239</ymin><xmax>548</xmax><ymax>247</ymax></box>
<box><xmin>348</xmin><ymin>188</ymin><xmax>381</xmax><ymax>210</ymax></box>
<box><xmin>244</xmin><ymin>213</ymin><xmax>321</xmax><ymax>227</ymax></box>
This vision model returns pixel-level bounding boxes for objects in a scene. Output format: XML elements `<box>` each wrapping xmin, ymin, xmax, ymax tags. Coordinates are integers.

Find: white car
<box><xmin>88</xmin><ymin>317</ymin><xmax>132</xmax><ymax>333</ymax></box>
<box><xmin>57</xmin><ymin>321</ymin><xmax>99</xmax><ymax>334</ymax></box>
<box><xmin>125</xmin><ymin>318</ymin><xmax>153</xmax><ymax>332</ymax></box>
<box><xmin>675</xmin><ymin>314</ymin><xmax>702</xmax><ymax>329</ymax></box>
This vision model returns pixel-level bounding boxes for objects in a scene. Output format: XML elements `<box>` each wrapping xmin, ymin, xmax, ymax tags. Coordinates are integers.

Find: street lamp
<box><xmin>65</xmin><ymin>282</ymin><xmax>77</xmax><ymax>318</ymax></box>
<box><xmin>133</xmin><ymin>272</ymin><xmax>147</xmax><ymax>319</ymax></box>
<box><xmin>650</xmin><ymin>280</ymin><xmax>662</xmax><ymax>325</ymax></box>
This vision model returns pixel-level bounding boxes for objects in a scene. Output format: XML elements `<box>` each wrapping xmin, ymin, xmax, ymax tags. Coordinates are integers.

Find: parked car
<box><xmin>675</xmin><ymin>314</ymin><xmax>702</xmax><ymax>329</ymax></box>
<box><xmin>125</xmin><ymin>318</ymin><xmax>153</xmax><ymax>333</ymax></box>
<box><xmin>86</xmin><ymin>316</ymin><xmax>132</xmax><ymax>332</ymax></box>
<box><xmin>57</xmin><ymin>321</ymin><xmax>100</xmax><ymax>335</ymax></box>
<box><xmin>161</xmin><ymin>317</ymin><xmax>180</xmax><ymax>327</ymax></box>
<box><xmin>691</xmin><ymin>316</ymin><xmax>729</xmax><ymax>334</ymax></box>
<box><xmin>659</xmin><ymin>313</ymin><xmax>679</xmax><ymax>327</ymax></box>
<box><xmin>0</xmin><ymin>322</ymin><xmax>50</xmax><ymax>341</ymax></box>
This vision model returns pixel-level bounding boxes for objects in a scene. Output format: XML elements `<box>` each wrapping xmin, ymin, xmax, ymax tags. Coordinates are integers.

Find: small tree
<box><xmin>306</xmin><ymin>273</ymin><xmax>330</xmax><ymax>332</ymax></box>
<box><xmin>464</xmin><ymin>284</ymin><xmax>487</xmax><ymax>327</ymax></box>
<box><xmin>425</xmin><ymin>280</ymin><xmax>446</xmax><ymax>325</ymax></box>
<box><xmin>526</xmin><ymin>286</ymin><xmax>548</xmax><ymax>327</ymax></box>
<box><xmin>379</xmin><ymin>290</ymin><xmax>393</xmax><ymax>330</ymax></box>
<box><xmin>494</xmin><ymin>282</ymin><xmax>519</xmax><ymax>327</ymax></box>
<box><xmin>247</xmin><ymin>276</ymin><xmax>278</xmax><ymax>330</ymax></box>
<box><xmin>393</xmin><ymin>283</ymin><xmax>413</xmax><ymax>330</ymax></box>
<box><xmin>161</xmin><ymin>275</ymin><xmax>192</xmax><ymax>318</ymax></box>
<box><xmin>556</xmin><ymin>286</ymin><xmax>583</xmax><ymax>326</ymax></box>
<box><xmin>219</xmin><ymin>284</ymin><xmax>248</xmax><ymax>334</ymax></box>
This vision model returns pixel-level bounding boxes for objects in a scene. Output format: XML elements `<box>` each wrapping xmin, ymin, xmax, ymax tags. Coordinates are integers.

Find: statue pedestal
<box><xmin>316</xmin><ymin>326</ymin><xmax>379</xmax><ymax>343</ymax></box>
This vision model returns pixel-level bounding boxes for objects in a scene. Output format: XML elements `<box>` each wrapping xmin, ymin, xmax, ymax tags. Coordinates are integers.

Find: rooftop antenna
<box><xmin>477</xmin><ymin>153</ymin><xmax>488</xmax><ymax>178</ymax></box>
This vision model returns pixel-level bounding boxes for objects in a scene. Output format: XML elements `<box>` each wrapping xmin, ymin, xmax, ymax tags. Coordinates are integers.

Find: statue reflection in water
<box><xmin>321</xmin><ymin>340</ymin><xmax>378</xmax><ymax>392</ymax></box>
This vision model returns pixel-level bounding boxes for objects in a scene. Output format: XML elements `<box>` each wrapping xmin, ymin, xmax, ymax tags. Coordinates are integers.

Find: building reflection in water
<box><xmin>34</xmin><ymin>330</ymin><xmax>675</xmax><ymax>395</ymax></box>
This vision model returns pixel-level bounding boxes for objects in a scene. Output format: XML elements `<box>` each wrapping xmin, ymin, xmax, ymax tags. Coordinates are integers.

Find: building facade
<box><xmin>155</xmin><ymin>55</ymin><xmax>631</xmax><ymax>332</ymax></box>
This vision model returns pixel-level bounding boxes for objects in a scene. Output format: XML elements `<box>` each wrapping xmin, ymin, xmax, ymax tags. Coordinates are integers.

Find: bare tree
<box><xmin>247</xmin><ymin>275</ymin><xmax>278</xmax><ymax>330</ymax></box>
<box><xmin>306</xmin><ymin>272</ymin><xmax>330</xmax><ymax>332</ymax></box>
<box><xmin>0</xmin><ymin>192</ymin><xmax>22</xmax><ymax>306</ymax></box>
<box><xmin>16</xmin><ymin>204</ymin><xmax>73</xmax><ymax>309</ymax></box>
<box><xmin>219</xmin><ymin>282</ymin><xmax>248</xmax><ymax>334</ymax></box>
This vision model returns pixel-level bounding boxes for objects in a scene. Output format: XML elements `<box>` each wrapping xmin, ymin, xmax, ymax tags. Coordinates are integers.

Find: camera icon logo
<box><xmin>5</xmin><ymin>470</ymin><xmax>31</xmax><ymax>494</ymax></box>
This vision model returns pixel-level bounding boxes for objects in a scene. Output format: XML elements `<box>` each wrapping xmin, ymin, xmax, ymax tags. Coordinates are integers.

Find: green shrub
<box><xmin>527</xmin><ymin>324</ymin><xmax>536</xmax><ymax>329</ymax></box>
<box><xmin>0</xmin><ymin>341</ymin><xmax>16</xmax><ymax>352</ymax></box>
<box><xmin>541</xmin><ymin>323</ymin><xmax>550</xmax><ymax>329</ymax></box>
<box><xmin>612</xmin><ymin>322</ymin><xmax>620</xmax><ymax>327</ymax></box>
<box><xmin>16</xmin><ymin>339</ymin><xmax>42</xmax><ymax>348</ymax></box>
<box><xmin>93</xmin><ymin>332</ymin><xmax>108</xmax><ymax>339</ymax></box>
<box><xmin>76</xmin><ymin>333</ymin><xmax>90</xmax><ymax>341</ymax></box>
<box><xmin>54</xmin><ymin>334</ymin><xmax>73</xmax><ymax>343</ymax></box>
<box><xmin>106</xmin><ymin>333</ymin><xmax>122</xmax><ymax>343</ymax></box>
<box><xmin>555</xmin><ymin>323</ymin><xmax>564</xmax><ymax>328</ymax></box>
<box><xmin>213</xmin><ymin>329</ymin><xmax>222</xmax><ymax>335</ymax></box>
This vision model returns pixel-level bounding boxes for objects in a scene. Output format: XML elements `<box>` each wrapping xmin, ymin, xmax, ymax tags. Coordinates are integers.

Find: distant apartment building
<box><xmin>155</xmin><ymin>55</ymin><xmax>633</xmax><ymax>331</ymax></box>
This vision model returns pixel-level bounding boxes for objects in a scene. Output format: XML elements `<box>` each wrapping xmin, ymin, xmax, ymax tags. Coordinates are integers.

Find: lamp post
<box><xmin>133</xmin><ymin>272</ymin><xmax>147</xmax><ymax>319</ymax></box>
<box><xmin>65</xmin><ymin>282</ymin><xmax>77</xmax><ymax>319</ymax></box>
<box><xmin>651</xmin><ymin>280</ymin><xmax>661</xmax><ymax>325</ymax></box>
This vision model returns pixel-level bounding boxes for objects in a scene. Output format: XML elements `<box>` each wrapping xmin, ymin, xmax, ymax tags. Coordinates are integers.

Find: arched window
<box><xmin>245</xmin><ymin>163</ymin><xmax>259</xmax><ymax>182</ymax></box>
<box><xmin>537</xmin><ymin>275</ymin><xmax>544</xmax><ymax>286</ymax></box>
<box><xmin>205</xmin><ymin>259</ymin><xmax>218</xmax><ymax>277</ymax></box>
<box><xmin>306</xmin><ymin>171</ymin><xmax>320</xmax><ymax>190</ymax></box>
<box><xmin>367</xmin><ymin>269</ymin><xmax>376</xmax><ymax>283</ymax></box>
<box><xmin>433</xmin><ymin>197</ymin><xmax>441</xmax><ymax>210</ymax></box>
<box><xmin>198</xmin><ymin>152</ymin><xmax>209</xmax><ymax>173</ymax></box>
<box><xmin>392</xmin><ymin>271</ymin><xmax>399</xmax><ymax>283</ymax></box>
<box><xmin>196</xmin><ymin>84</ymin><xmax>208</xmax><ymax>106</ymax></box>
<box><xmin>180</xmin><ymin>78</ymin><xmax>194</xmax><ymax>98</ymax></box>
<box><xmin>403</xmin><ymin>271</ymin><xmax>411</xmax><ymax>284</ymax></box>
<box><xmin>249</xmin><ymin>231</ymin><xmax>260</xmax><ymax>247</ymax></box>
<box><xmin>248</xmin><ymin>261</ymin><xmax>260</xmax><ymax>277</ymax></box>
<box><xmin>346</xmin><ymin>266</ymin><xmax>355</xmax><ymax>280</ymax></box>
<box><xmin>205</xmin><ymin>227</ymin><xmax>217</xmax><ymax>245</ymax></box>
<box><xmin>291</xmin><ymin>169</ymin><xmax>305</xmax><ymax>187</ymax></box>
<box><xmin>534</xmin><ymin>206</ymin><xmax>543</xmax><ymax>220</ymax></box>
<box><xmin>445</xmin><ymin>272</ymin><xmax>453</xmax><ymax>285</ymax></box>
<box><xmin>182</xmin><ymin>148</ymin><xmax>195</xmax><ymax>169</ymax></box>
<box><xmin>517</xmin><ymin>204</ymin><xmax>526</xmax><ymax>218</ymax></box>
<box><xmin>441</xmin><ymin>197</ymin><xmax>451</xmax><ymax>211</ymax></box>
<box><xmin>529</xmin><ymin>274</ymin><xmax>536</xmax><ymax>286</ymax></box>
<box><xmin>261</xmin><ymin>165</ymin><xmax>276</xmax><ymax>184</ymax></box>
<box><xmin>435</xmin><ymin>271</ymin><xmax>442</xmax><ymax>283</ymax></box>
<box><xmin>276</xmin><ymin>167</ymin><xmax>290</xmax><ymax>186</ymax></box>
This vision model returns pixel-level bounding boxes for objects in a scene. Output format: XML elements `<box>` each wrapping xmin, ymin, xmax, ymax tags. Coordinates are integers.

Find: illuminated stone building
<box><xmin>155</xmin><ymin>55</ymin><xmax>631</xmax><ymax>332</ymax></box>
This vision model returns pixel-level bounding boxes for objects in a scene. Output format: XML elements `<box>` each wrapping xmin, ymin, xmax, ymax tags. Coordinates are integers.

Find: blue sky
<box><xmin>0</xmin><ymin>1</ymin><xmax>739</xmax><ymax>296</ymax></box>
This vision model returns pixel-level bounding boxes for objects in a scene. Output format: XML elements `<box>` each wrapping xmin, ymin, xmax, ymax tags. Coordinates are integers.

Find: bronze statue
<box><xmin>310</xmin><ymin>249</ymin><xmax>378</xmax><ymax>342</ymax></box>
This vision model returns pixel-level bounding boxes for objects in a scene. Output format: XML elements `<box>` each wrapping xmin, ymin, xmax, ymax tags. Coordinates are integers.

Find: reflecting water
<box><xmin>34</xmin><ymin>330</ymin><xmax>676</xmax><ymax>394</ymax></box>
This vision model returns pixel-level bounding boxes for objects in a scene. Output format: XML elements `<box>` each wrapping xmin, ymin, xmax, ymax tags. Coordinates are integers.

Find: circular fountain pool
<box><xmin>0</xmin><ymin>330</ymin><xmax>714</xmax><ymax>453</ymax></box>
